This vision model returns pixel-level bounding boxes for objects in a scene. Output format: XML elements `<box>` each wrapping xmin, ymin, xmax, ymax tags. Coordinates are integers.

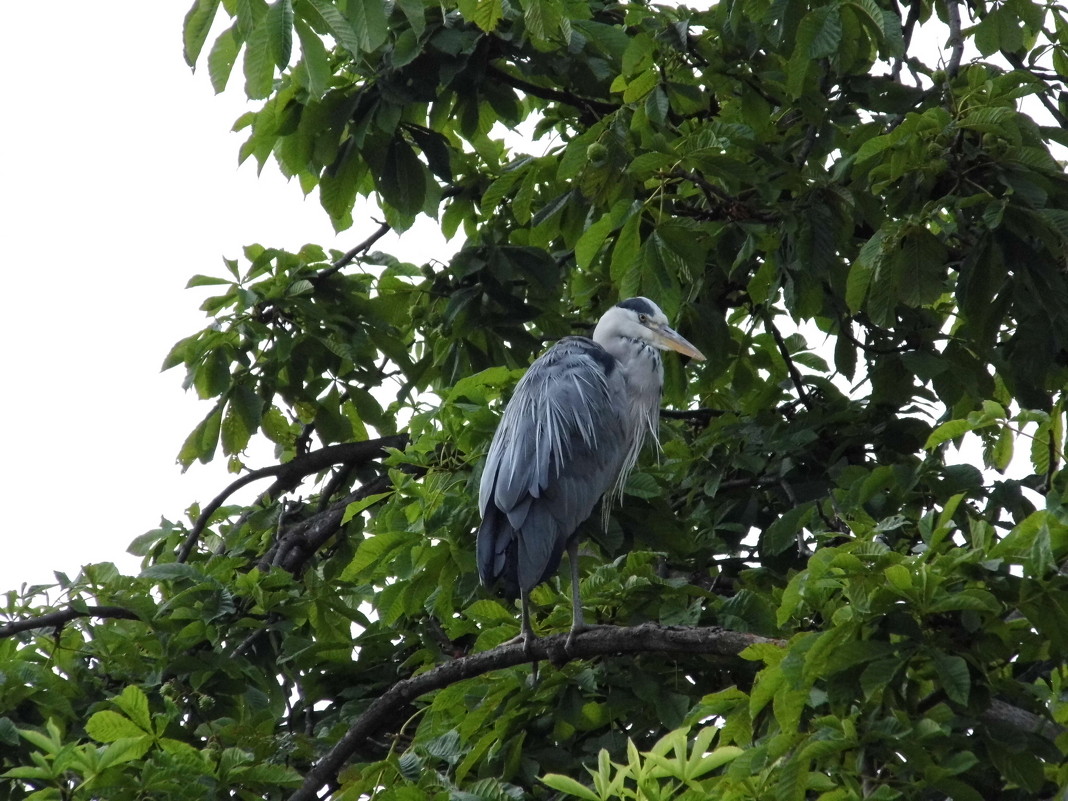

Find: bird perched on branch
<box><xmin>477</xmin><ymin>297</ymin><xmax>705</xmax><ymax>650</ymax></box>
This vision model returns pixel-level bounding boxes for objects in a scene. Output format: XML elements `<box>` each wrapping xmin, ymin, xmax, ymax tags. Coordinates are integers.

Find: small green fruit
<box><xmin>586</xmin><ymin>142</ymin><xmax>609</xmax><ymax>166</ymax></box>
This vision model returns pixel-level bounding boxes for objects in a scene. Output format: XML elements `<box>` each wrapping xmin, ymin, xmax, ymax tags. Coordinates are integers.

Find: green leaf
<box><xmin>208</xmin><ymin>26</ymin><xmax>242</xmax><ymax>93</ymax></box>
<box><xmin>376</xmin><ymin>138</ymin><xmax>428</xmax><ymax>218</ymax></box>
<box><xmin>265</xmin><ymin>0</ymin><xmax>294</xmax><ymax>69</ymax></box>
<box><xmin>113</xmin><ymin>686</ymin><xmax>153</xmax><ymax>732</ymax></box>
<box><xmin>243</xmin><ymin>19</ymin><xmax>275</xmax><ymax>99</ymax></box>
<box><xmin>184</xmin><ymin>0</ymin><xmax>222</xmax><ymax>66</ymax></box>
<box><xmin>295</xmin><ymin>19</ymin><xmax>331</xmax><ymax>96</ymax></box>
<box><xmin>98</xmin><ymin>736</ymin><xmax>154</xmax><ymax>770</ymax></box>
<box><xmin>931</xmin><ymin>651</ymin><xmax>970</xmax><ymax>705</ymax></box>
<box><xmin>610</xmin><ymin>213</ymin><xmax>642</xmax><ymax>291</ymax></box>
<box><xmin>762</xmin><ymin>502</ymin><xmax>814</xmax><ymax>556</ymax></box>
<box><xmin>347</xmin><ymin>0</ymin><xmax>388</xmax><ymax>52</ymax></box>
<box><xmin>86</xmin><ymin>710</ymin><xmax>147</xmax><ymax>743</ymax></box>
<box><xmin>541</xmin><ymin>773</ymin><xmax>601</xmax><ymax>801</ymax></box>
<box><xmin>341</xmin><ymin>492</ymin><xmax>393</xmax><ymax>524</ymax></box>
<box><xmin>178</xmin><ymin>405</ymin><xmax>223</xmax><ymax>468</ymax></box>
<box><xmin>623</xmin><ymin>69</ymin><xmax>659</xmax><ymax>104</ymax></box>
<box><xmin>307</xmin><ymin>0</ymin><xmax>363</xmax><ymax>57</ymax></box>
<box><xmin>924</xmin><ymin>418</ymin><xmax>973</xmax><ymax>449</ymax></box>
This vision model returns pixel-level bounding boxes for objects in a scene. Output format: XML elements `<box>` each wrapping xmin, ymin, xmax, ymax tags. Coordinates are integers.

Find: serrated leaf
<box><xmin>307</xmin><ymin>0</ymin><xmax>363</xmax><ymax>57</ymax></box>
<box><xmin>541</xmin><ymin>772</ymin><xmax>601</xmax><ymax>800</ymax></box>
<box><xmin>295</xmin><ymin>18</ymin><xmax>331</xmax><ymax>96</ymax></box>
<box><xmin>243</xmin><ymin>20</ymin><xmax>275</xmax><ymax>99</ymax></box>
<box><xmin>184</xmin><ymin>0</ymin><xmax>222</xmax><ymax>67</ymax></box>
<box><xmin>471</xmin><ymin>0</ymin><xmax>503</xmax><ymax>32</ymax></box>
<box><xmin>97</xmin><ymin>736</ymin><xmax>154</xmax><ymax>769</ymax></box>
<box><xmin>341</xmin><ymin>492</ymin><xmax>392</xmax><ymax>524</ymax></box>
<box><xmin>623</xmin><ymin>69</ymin><xmax>659</xmax><ymax>103</ymax></box>
<box><xmin>610</xmin><ymin>213</ymin><xmax>642</xmax><ymax>289</ymax></box>
<box><xmin>924</xmin><ymin>418</ymin><xmax>973</xmax><ymax>449</ymax></box>
<box><xmin>113</xmin><ymin>686</ymin><xmax>153</xmax><ymax>733</ymax></box>
<box><xmin>208</xmin><ymin>26</ymin><xmax>242</xmax><ymax>93</ymax></box>
<box><xmin>348</xmin><ymin>0</ymin><xmax>388</xmax><ymax>52</ymax></box>
<box><xmin>265</xmin><ymin>0</ymin><xmax>294</xmax><ymax>69</ymax></box>
<box><xmin>932</xmin><ymin>651</ymin><xmax>970</xmax><ymax>705</ymax></box>
<box><xmin>762</xmin><ymin>502</ymin><xmax>814</xmax><ymax>556</ymax></box>
<box><xmin>86</xmin><ymin>711</ymin><xmax>147</xmax><ymax>743</ymax></box>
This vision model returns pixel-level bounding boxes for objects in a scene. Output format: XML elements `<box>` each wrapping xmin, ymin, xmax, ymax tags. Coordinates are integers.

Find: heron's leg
<box><xmin>520</xmin><ymin>586</ymin><xmax>539</xmax><ymax>682</ymax></box>
<box><xmin>519</xmin><ymin>586</ymin><xmax>537</xmax><ymax>652</ymax></box>
<box><xmin>565</xmin><ymin>538</ymin><xmax>585</xmax><ymax>651</ymax></box>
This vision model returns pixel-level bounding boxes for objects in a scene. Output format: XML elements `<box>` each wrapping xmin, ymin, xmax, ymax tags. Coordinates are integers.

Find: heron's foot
<box><xmin>501</xmin><ymin>631</ymin><xmax>538</xmax><ymax>655</ymax></box>
<box><xmin>564</xmin><ymin>622</ymin><xmax>614</xmax><ymax>655</ymax></box>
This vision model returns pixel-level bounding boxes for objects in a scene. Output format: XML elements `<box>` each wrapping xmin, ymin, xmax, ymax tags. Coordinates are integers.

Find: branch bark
<box><xmin>177</xmin><ymin>435</ymin><xmax>408</xmax><ymax>563</ymax></box>
<box><xmin>0</xmin><ymin>605</ymin><xmax>141</xmax><ymax>638</ymax></box>
<box><xmin>285</xmin><ymin>623</ymin><xmax>771</xmax><ymax>801</ymax></box>
<box><xmin>945</xmin><ymin>0</ymin><xmax>964</xmax><ymax>79</ymax></box>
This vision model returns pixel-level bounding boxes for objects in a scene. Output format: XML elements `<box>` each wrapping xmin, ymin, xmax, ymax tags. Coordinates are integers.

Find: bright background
<box><xmin>0</xmin><ymin>4</ymin><xmax>437</xmax><ymax>591</ymax></box>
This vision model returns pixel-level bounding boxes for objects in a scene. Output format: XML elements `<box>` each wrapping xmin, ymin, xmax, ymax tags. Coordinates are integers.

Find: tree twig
<box><xmin>760</xmin><ymin>310</ymin><xmax>812</xmax><ymax>408</ymax></box>
<box><xmin>285</xmin><ymin>623</ymin><xmax>773</xmax><ymax>801</ymax></box>
<box><xmin>314</xmin><ymin>221</ymin><xmax>393</xmax><ymax>283</ymax></box>
<box><xmin>177</xmin><ymin>435</ymin><xmax>408</xmax><ymax>563</ymax></box>
<box><xmin>1001</xmin><ymin>51</ymin><xmax>1068</xmax><ymax>128</ymax></box>
<box><xmin>660</xmin><ymin>407</ymin><xmax>728</xmax><ymax>423</ymax></box>
<box><xmin>0</xmin><ymin>606</ymin><xmax>141</xmax><ymax>639</ymax></box>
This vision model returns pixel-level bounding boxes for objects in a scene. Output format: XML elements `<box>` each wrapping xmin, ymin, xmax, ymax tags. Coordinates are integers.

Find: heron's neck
<box><xmin>600</xmin><ymin>334</ymin><xmax>663</xmax><ymax>433</ymax></box>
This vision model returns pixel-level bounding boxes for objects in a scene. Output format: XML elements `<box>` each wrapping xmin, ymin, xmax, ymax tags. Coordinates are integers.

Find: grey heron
<box><xmin>476</xmin><ymin>297</ymin><xmax>705</xmax><ymax>649</ymax></box>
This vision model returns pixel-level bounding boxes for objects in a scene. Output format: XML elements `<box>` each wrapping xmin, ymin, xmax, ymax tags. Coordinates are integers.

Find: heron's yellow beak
<box><xmin>653</xmin><ymin>324</ymin><xmax>706</xmax><ymax>361</ymax></box>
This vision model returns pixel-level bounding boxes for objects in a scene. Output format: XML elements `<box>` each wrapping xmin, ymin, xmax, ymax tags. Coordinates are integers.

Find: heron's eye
<box><xmin>638</xmin><ymin>313</ymin><xmax>648</xmax><ymax>323</ymax></box>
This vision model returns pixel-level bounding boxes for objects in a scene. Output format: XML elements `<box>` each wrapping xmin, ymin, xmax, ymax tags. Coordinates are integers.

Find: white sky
<box><xmin>0</xmin><ymin>4</ymin><xmax>447</xmax><ymax>592</ymax></box>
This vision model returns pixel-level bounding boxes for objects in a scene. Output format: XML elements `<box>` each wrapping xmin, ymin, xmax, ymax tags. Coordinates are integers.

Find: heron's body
<box><xmin>476</xmin><ymin>298</ymin><xmax>704</xmax><ymax>647</ymax></box>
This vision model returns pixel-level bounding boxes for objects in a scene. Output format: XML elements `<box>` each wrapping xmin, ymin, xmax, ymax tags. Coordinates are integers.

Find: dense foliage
<box><xmin>4</xmin><ymin>0</ymin><xmax>1068</xmax><ymax>798</ymax></box>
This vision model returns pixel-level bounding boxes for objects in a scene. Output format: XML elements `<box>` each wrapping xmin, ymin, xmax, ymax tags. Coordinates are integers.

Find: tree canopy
<box><xmin>4</xmin><ymin>0</ymin><xmax>1068</xmax><ymax>798</ymax></box>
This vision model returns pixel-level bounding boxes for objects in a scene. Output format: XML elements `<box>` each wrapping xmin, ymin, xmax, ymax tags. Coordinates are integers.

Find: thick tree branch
<box><xmin>486</xmin><ymin>64</ymin><xmax>617</xmax><ymax>117</ymax></box>
<box><xmin>177</xmin><ymin>435</ymin><xmax>408</xmax><ymax>563</ymax></box>
<box><xmin>286</xmin><ymin>624</ymin><xmax>772</xmax><ymax>801</ymax></box>
<box><xmin>0</xmin><ymin>606</ymin><xmax>141</xmax><ymax>638</ymax></box>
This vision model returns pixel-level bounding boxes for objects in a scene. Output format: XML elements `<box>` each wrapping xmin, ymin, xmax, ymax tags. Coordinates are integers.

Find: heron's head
<box><xmin>594</xmin><ymin>297</ymin><xmax>706</xmax><ymax>361</ymax></box>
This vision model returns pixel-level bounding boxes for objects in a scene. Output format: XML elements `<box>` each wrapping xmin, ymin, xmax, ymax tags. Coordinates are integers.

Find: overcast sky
<box><xmin>0</xmin><ymin>4</ymin><xmax>448</xmax><ymax>592</ymax></box>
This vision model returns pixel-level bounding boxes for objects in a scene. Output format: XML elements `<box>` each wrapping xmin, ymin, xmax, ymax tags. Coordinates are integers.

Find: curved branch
<box><xmin>286</xmin><ymin>623</ymin><xmax>771</xmax><ymax>801</ymax></box>
<box><xmin>0</xmin><ymin>605</ymin><xmax>141</xmax><ymax>639</ymax></box>
<box><xmin>177</xmin><ymin>435</ymin><xmax>409</xmax><ymax>563</ymax></box>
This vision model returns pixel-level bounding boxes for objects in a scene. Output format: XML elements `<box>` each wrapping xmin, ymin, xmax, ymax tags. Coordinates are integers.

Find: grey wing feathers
<box><xmin>477</xmin><ymin>337</ymin><xmax>628</xmax><ymax>593</ymax></box>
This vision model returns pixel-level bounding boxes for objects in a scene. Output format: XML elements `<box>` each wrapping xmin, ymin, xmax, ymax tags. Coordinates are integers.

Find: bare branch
<box><xmin>0</xmin><ymin>606</ymin><xmax>141</xmax><ymax>639</ymax></box>
<box><xmin>285</xmin><ymin>623</ymin><xmax>773</xmax><ymax>801</ymax></box>
<box><xmin>314</xmin><ymin>221</ymin><xmax>393</xmax><ymax>283</ymax></box>
<box><xmin>177</xmin><ymin>435</ymin><xmax>408</xmax><ymax>563</ymax></box>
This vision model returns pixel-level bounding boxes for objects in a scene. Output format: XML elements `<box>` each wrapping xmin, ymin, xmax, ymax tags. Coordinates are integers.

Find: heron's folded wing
<box><xmin>477</xmin><ymin>337</ymin><xmax>629</xmax><ymax>589</ymax></box>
